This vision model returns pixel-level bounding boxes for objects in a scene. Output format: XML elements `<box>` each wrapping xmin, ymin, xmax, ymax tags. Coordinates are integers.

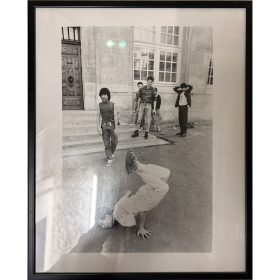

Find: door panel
<box><xmin>62</xmin><ymin>43</ymin><xmax>83</xmax><ymax>110</ymax></box>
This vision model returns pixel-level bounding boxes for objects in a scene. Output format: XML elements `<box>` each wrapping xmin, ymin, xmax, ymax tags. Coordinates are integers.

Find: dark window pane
<box><xmin>211</xmin><ymin>68</ymin><xmax>213</xmax><ymax>76</ymax></box>
<box><xmin>167</xmin><ymin>34</ymin><xmax>173</xmax><ymax>45</ymax></box>
<box><xmin>149</xmin><ymin>52</ymin><xmax>154</xmax><ymax>59</ymax></box>
<box><xmin>166</xmin><ymin>62</ymin><xmax>171</xmax><ymax>72</ymax></box>
<box><xmin>172</xmin><ymin>53</ymin><xmax>178</xmax><ymax>62</ymax></box>
<box><xmin>165</xmin><ymin>72</ymin><xmax>171</xmax><ymax>82</ymax></box>
<box><xmin>134</xmin><ymin>70</ymin><xmax>140</xmax><ymax>80</ymax></box>
<box><xmin>172</xmin><ymin>63</ymin><xmax>177</xmax><ymax>72</ymax></box>
<box><xmin>208</xmin><ymin>68</ymin><xmax>211</xmax><ymax>76</ymax></box>
<box><xmin>160</xmin><ymin>34</ymin><xmax>167</xmax><ymax>44</ymax></box>
<box><xmin>168</xmin><ymin>26</ymin><xmax>173</xmax><ymax>33</ymax></box>
<box><xmin>166</xmin><ymin>52</ymin><xmax>172</xmax><ymax>61</ymax></box>
<box><xmin>173</xmin><ymin>35</ymin><xmax>179</xmax><ymax>45</ymax></box>
<box><xmin>207</xmin><ymin>77</ymin><xmax>210</xmax><ymax>85</ymax></box>
<box><xmin>159</xmin><ymin>72</ymin><xmax>164</xmax><ymax>81</ymax></box>
<box><xmin>148</xmin><ymin>71</ymin><xmax>154</xmax><ymax>77</ymax></box>
<box><xmin>161</xmin><ymin>26</ymin><xmax>167</xmax><ymax>33</ymax></box>
<box><xmin>160</xmin><ymin>51</ymin><xmax>165</xmax><ymax>61</ymax></box>
<box><xmin>159</xmin><ymin>62</ymin><xmax>165</xmax><ymax>71</ymax></box>
<box><xmin>210</xmin><ymin>77</ymin><xmax>213</xmax><ymax>85</ymax></box>
<box><xmin>141</xmin><ymin>70</ymin><xmax>147</xmax><ymax>80</ymax></box>
<box><xmin>171</xmin><ymin>73</ymin><xmax>177</xmax><ymax>82</ymax></box>
<box><xmin>174</xmin><ymin>26</ymin><xmax>179</xmax><ymax>35</ymax></box>
<box><xmin>148</xmin><ymin>61</ymin><xmax>154</xmax><ymax>70</ymax></box>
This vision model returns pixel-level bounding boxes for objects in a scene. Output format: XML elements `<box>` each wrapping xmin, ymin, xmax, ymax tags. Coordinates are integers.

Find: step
<box><xmin>63</xmin><ymin>134</ymin><xmax>157</xmax><ymax>149</ymax></box>
<box><xmin>63</xmin><ymin>137</ymin><xmax>169</xmax><ymax>156</ymax></box>
<box><xmin>63</xmin><ymin>129</ymin><xmax>149</xmax><ymax>142</ymax></box>
<box><xmin>63</xmin><ymin>125</ymin><xmax>142</xmax><ymax>136</ymax></box>
<box><xmin>63</xmin><ymin>110</ymin><xmax>98</xmax><ymax>118</ymax></box>
<box><xmin>63</xmin><ymin>134</ymin><xmax>156</xmax><ymax>147</ymax></box>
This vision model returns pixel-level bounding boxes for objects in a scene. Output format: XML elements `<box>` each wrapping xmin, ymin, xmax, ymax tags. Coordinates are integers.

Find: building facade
<box><xmin>62</xmin><ymin>26</ymin><xmax>213</xmax><ymax>123</ymax></box>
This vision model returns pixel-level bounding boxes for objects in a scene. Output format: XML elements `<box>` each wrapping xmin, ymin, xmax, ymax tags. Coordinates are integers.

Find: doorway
<box><xmin>61</xmin><ymin>27</ymin><xmax>84</xmax><ymax>110</ymax></box>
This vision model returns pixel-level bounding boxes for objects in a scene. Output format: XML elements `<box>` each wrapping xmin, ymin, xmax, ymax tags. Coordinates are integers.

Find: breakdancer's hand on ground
<box><xmin>137</xmin><ymin>228</ymin><xmax>151</xmax><ymax>239</ymax></box>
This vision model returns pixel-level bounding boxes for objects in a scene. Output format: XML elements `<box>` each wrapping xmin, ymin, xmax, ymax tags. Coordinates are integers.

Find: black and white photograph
<box><xmin>30</xmin><ymin>2</ymin><xmax>251</xmax><ymax>278</ymax></box>
<box><xmin>38</xmin><ymin>24</ymin><xmax>213</xmax><ymax>272</ymax></box>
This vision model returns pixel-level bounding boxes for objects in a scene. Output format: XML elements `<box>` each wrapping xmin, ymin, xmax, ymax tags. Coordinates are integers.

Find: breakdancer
<box><xmin>98</xmin><ymin>150</ymin><xmax>170</xmax><ymax>239</ymax></box>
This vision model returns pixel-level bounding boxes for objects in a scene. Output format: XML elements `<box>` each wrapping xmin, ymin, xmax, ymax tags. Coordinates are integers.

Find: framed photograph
<box><xmin>28</xmin><ymin>0</ymin><xmax>252</xmax><ymax>279</ymax></box>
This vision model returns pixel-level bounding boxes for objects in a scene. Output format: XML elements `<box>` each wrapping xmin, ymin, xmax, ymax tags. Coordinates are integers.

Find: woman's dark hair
<box><xmin>137</xmin><ymin>82</ymin><xmax>143</xmax><ymax>86</ymax></box>
<box><xmin>147</xmin><ymin>76</ymin><xmax>154</xmax><ymax>82</ymax></box>
<box><xmin>99</xmin><ymin>87</ymin><xmax>111</xmax><ymax>101</ymax></box>
<box><xmin>154</xmin><ymin>87</ymin><xmax>158</xmax><ymax>92</ymax></box>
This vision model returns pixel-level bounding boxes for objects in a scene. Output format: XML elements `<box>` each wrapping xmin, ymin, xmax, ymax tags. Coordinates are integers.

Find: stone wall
<box><xmin>80</xmin><ymin>26</ymin><xmax>212</xmax><ymax>124</ymax></box>
<box><xmin>81</xmin><ymin>26</ymin><xmax>134</xmax><ymax>121</ymax></box>
<box><xmin>188</xmin><ymin>26</ymin><xmax>213</xmax><ymax>94</ymax></box>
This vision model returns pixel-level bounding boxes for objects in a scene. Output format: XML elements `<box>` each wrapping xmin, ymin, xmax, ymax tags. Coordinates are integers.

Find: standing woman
<box><xmin>97</xmin><ymin>88</ymin><xmax>118</xmax><ymax>167</ymax></box>
<box><xmin>173</xmin><ymin>83</ymin><xmax>193</xmax><ymax>137</ymax></box>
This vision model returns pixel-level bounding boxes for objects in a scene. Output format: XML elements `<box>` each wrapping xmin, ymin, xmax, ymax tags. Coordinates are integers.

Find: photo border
<box><xmin>28</xmin><ymin>1</ymin><xmax>252</xmax><ymax>279</ymax></box>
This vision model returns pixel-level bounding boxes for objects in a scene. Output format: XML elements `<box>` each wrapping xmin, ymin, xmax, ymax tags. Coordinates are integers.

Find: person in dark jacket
<box><xmin>151</xmin><ymin>87</ymin><xmax>162</xmax><ymax>132</ymax></box>
<box><xmin>173</xmin><ymin>83</ymin><xmax>193</xmax><ymax>137</ymax></box>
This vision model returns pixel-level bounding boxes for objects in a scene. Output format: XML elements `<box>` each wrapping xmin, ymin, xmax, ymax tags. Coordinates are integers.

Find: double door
<box><xmin>62</xmin><ymin>42</ymin><xmax>83</xmax><ymax>110</ymax></box>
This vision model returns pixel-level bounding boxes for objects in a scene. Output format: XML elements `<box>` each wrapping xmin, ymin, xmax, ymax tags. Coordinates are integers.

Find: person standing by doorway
<box><xmin>97</xmin><ymin>88</ymin><xmax>118</xmax><ymax>167</ymax></box>
<box><xmin>131</xmin><ymin>76</ymin><xmax>156</xmax><ymax>139</ymax></box>
<box><xmin>173</xmin><ymin>83</ymin><xmax>193</xmax><ymax>137</ymax></box>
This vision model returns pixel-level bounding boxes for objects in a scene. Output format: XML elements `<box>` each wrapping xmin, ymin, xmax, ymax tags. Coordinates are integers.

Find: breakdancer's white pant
<box><xmin>113</xmin><ymin>163</ymin><xmax>170</xmax><ymax>227</ymax></box>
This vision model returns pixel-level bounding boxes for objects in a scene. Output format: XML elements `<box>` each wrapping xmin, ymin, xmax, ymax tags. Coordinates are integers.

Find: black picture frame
<box><xmin>28</xmin><ymin>1</ymin><xmax>252</xmax><ymax>279</ymax></box>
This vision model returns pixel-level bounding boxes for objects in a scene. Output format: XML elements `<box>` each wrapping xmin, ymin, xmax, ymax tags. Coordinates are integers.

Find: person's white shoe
<box><xmin>105</xmin><ymin>159</ymin><xmax>113</xmax><ymax>167</ymax></box>
<box><xmin>112</xmin><ymin>154</ymin><xmax>115</xmax><ymax>160</ymax></box>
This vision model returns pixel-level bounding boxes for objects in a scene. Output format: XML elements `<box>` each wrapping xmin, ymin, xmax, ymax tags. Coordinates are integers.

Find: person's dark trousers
<box><xmin>102</xmin><ymin>128</ymin><xmax>118</xmax><ymax>159</ymax></box>
<box><xmin>178</xmin><ymin>105</ymin><xmax>188</xmax><ymax>134</ymax></box>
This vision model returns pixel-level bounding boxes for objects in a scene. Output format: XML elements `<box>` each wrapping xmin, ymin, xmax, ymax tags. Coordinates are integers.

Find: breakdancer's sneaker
<box><xmin>97</xmin><ymin>214</ymin><xmax>114</xmax><ymax>229</ymax></box>
<box><xmin>125</xmin><ymin>150</ymin><xmax>138</xmax><ymax>174</ymax></box>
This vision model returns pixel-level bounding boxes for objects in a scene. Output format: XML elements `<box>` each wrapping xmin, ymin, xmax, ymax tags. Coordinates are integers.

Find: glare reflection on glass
<box><xmin>106</xmin><ymin>40</ymin><xmax>115</xmax><ymax>48</ymax></box>
<box><xmin>118</xmin><ymin>40</ymin><xmax>126</xmax><ymax>49</ymax></box>
<box><xmin>90</xmin><ymin>174</ymin><xmax>98</xmax><ymax>228</ymax></box>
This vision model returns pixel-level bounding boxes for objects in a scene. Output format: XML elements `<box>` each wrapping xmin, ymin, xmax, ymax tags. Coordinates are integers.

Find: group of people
<box><xmin>97</xmin><ymin>76</ymin><xmax>193</xmax><ymax>167</ymax></box>
<box><xmin>132</xmin><ymin>76</ymin><xmax>162</xmax><ymax>138</ymax></box>
<box><xmin>96</xmin><ymin>77</ymin><xmax>193</xmax><ymax>238</ymax></box>
<box><xmin>132</xmin><ymin>77</ymin><xmax>193</xmax><ymax>139</ymax></box>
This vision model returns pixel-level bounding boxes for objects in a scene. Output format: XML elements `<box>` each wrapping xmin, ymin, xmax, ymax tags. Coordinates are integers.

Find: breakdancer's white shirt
<box><xmin>113</xmin><ymin>163</ymin><xmax>170</xmax><ymax>227</ymax></box>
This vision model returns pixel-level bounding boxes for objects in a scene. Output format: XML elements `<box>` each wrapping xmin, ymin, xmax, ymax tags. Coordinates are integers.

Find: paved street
<box><xmin>54</xmin><ymin>122</ymin><xmax>212</xmax><ymax>255</ymax></box>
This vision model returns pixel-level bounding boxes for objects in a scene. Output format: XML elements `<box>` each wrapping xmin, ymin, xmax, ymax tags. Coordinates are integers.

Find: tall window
<box><xmin>61</xmin><ymin>27</ymin><xmax>80</xmax><ymax>42</ymax></box>
<box><xmin>133</xmin><ymin>47</ymin><xmax>155</xmax><ymax>81</ymax></box>
<box><xmin>160</xmin><ymin>26</ymin><xmax>180</xmax><ymax>46</ymax></box>
<box><xmin>159</xmin><ymin>51</ymin><xmax>178</xmax><ymax>82</ymax></box>
<box><xmin>134</xmin><ymin>26</ymin><xmax>156</xmax><ymax>44</ymax></box>
<box><xmin>133</xmin><ymin>26</ymin><xmax>182</xmax><ymax>84</ymax></box>
<box><xmin>207</xmin><ymin>58</ymin><xmax>213</xmax><ymax>85</ymax></box>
